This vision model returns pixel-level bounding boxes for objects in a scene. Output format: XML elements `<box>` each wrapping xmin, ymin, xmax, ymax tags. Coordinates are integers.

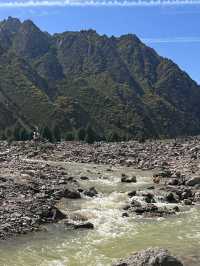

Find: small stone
<box><xmin>128</xmin><ymin>191</ymin><xmax>137</xmax><ymax>197</ymax></box>
<box><xmin>121</xmin><ymin>175</ymin><xmax>137</xmax><ymax>183</ymax></box>
<box><xmin>183</xmin><ymin>199</ymin><xmax>192</xmax><ymax>205</ymax></box>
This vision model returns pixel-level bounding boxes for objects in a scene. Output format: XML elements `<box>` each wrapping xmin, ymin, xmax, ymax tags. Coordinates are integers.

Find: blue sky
<box><xmin>0</xmin><ymin>0</ymin><xmax>199</xmax><ymax>83</ymax></box>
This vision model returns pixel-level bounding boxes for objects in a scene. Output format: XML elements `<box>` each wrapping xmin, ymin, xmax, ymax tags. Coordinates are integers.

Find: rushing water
<box><xmin>0</xmin><ymin>162</ymin><xmax>199</xmax><ymax>266</ymax></box>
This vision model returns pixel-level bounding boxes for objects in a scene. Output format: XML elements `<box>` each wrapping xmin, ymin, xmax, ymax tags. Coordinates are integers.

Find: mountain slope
<box><xmin>0</xmin><ymin>17</ymin><xmax>199</xmax><ymax>139</ymax></box>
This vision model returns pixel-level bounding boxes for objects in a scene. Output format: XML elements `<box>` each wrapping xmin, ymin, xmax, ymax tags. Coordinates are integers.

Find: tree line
<box><xmin>0</xmin><ymin>124</ymin><xmax>146</xmax><ymax>144</ymax></box>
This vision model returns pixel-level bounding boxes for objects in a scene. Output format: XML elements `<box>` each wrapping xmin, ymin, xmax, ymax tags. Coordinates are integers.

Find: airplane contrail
<box><xmin>0</xmin><ymin>0</ymin><xmax>200</xmax><ymax>8</ymax></box>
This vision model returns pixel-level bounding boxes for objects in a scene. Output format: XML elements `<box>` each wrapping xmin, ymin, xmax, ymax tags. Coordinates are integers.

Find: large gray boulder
<box><xmin>113</xmin><ymin>248</ymin><xmax>184</xmax><ymax>266</ymax></box>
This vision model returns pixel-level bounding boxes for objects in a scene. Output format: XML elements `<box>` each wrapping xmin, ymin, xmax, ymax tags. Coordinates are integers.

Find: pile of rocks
<box><xmin>0</xmin><ymin>158</ymin><xmax>92</xmax><ymax>239</ymax></box>
<box><xmin>113</xmin><ymin>248</ymin><xmax>184</xmax><ymax>266</ymax></box>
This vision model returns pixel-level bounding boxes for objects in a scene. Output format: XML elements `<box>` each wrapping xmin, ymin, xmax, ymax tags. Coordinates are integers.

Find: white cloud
<box><xmin>0</xmin><ymin>0</ymin><xmax>200</xmax><ymax>8</ymax></box>
<box><xmin>142</xmin><ymin>37</ymin><xmax>200</xmax><ymax>43</ymax></box>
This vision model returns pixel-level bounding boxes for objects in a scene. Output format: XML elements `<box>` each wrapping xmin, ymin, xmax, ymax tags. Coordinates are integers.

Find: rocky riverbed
<box><xmin>0</xmin><ymin>138</ymin><xmax>200</xmax><ymax>265</ymax></box>
<box><xmin>1</xmin><ymin>138</ymin><xmax>200</xmax><ymax>222</ymax></box>
<box><xmin>2</xmin><ymin>136</ymin><xmax>200</xmax><ymax>173</ymax></box>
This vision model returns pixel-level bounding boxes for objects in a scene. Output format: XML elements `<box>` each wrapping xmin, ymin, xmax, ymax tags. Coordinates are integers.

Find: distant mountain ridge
<box><xmin>0</xmin><ymin>16</ymin><xmax>200</xmax><ymax>139</ymax></box>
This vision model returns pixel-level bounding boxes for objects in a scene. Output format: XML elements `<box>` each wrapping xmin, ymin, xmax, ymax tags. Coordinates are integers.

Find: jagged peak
<box><xmin>21</xmin><ymin>19</ymin><xmax>42</xmax><ymax>33</ymax></box>
<box><xmin>119</xmin><ymin>33</ymin><xmax>142</xmax><ymax>43</ymax></box>
<box><xmin>5</xmin><ymin>16</ymin><xmax>21</xmax><ymax>24</ymax></box>
<box><xmin>1</xmin><ymin>16</ymin><xmax>21</xmax><ymax>34</ymax></box>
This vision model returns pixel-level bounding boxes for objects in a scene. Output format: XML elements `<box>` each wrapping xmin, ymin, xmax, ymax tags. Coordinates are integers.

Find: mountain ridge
<box><xmin>0</xmin><ymin>17</ymin><xmax>199</xmax><ymax>140</ymax></box>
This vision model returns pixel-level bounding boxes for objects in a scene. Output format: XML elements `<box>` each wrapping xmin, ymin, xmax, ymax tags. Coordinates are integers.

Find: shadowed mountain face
<box><xmin>0</xmin><ymin>17</ymin><xmax>200</xmax><ymax>139</ymax></box>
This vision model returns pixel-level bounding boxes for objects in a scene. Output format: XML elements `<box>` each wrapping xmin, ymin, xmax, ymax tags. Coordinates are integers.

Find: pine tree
<box><xmin>77</xmin><ymin>127</ymin><xmax>86</xmax><ymax>141</ymax></box>
<box><xmin>6</xmin><ymin>128</ymin><xmax>13</xmax><ymax>144</ymax></box>
<box><xmin>65</xmin><ymin>132</ymin><xmax>75</xmax><ymax>141</ymax></box>
<box><xmin>85</xmin><ymin>125</ymin><xmax>96</xmax><ymax>144</ymax></box>
<box><xmin>20</xmin><ymin>129</ymin><xmax>29</xmax><ymax>141</ymax></box>
<box><xmin>13</xmin><ymin>126</ymin><xmax>21</xmax><ymax>141</ymax></box>
<box><xmin>53</xmin><ymin>125</ymin><xmax>61</xmax><ymax>142</ymax></box>
<box><xmin>1</xmin><ymin>131</ymin><xmax>6</xmax><ymax>140</ymax></box>
<box><xmin>108</xmin><ymin>131</ymin><xmax>120</xmax><ymax>142</ymax></box>
<box><xmin>42</xmin><ymin>126</ymin><xmax>53</xmax><ymax>142</ymax></box>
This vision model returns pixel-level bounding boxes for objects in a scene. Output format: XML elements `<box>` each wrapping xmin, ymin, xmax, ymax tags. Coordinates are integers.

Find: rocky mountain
<box><xmin>0</xmin><ymin>16</ymin><xmax>200</xmax><ymax>140</ymax></box>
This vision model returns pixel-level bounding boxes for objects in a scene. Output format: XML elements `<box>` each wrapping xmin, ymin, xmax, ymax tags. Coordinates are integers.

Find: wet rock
<box><xmin>48</xmin><ymin>207</ymin><xmax>66</xmax><ymax>222</ymax></box>
<box><xmin>123</xmin><ymin>205</ymin><xmax>131</xmax><ymax>211</ymax></box>
<box><xmin>147</xmin><ymin>186</ymin><xmax>155</xmax><ymax>190</ymax></box>
<box><xmin>130</xmin><ymin>199</ymin><xmax>142</xmax><ymax>208</ymax></box>
<box><xmin>180</xmin><ymin>189</ymin><xmax>193</xmax><ymax>200</ymax></box>
<box><xmin>83</xmin><ymin>187</ymin><xmax>98</xmax><ymax>197</ymax></box>
<box><xmin>122</xmin><ymin>212</ymin><xmax>129</xmax><ymax>217</ymax></box>
<box><xmin>183</xmin><ymin>199</ymin><xmax>192</xmax><ymax>205</ymax></box>
<box><xmin>113</xmin><ymin>248</ymin><xmax>184</xmax><ymax>266</ymax></box>
<box><xmin>74</xmin><ymin>222</ymin><xmax>94</xmax><ymax>229</ymax></box>
<box><xmin>121</xmin><ymin>175</ymin><xmax>137</xmax><ymax>183</ymax></box>
<box><xmin>130</xmin><ymin>203</ymin><xmax>176</xmax><ymax>218</ymax></box>
<box><xmin>80</xmin><ymin>176</ymin><xmax>89</xmax><ymax>180</ymax></box>
<box><xmin>143</xmin><ymin>193</ymin><xmax>155</xmax><ymax>203</ymax></box>
<box><xmin>173</xmin><ymin>206</ymin><xmax>180</xmax><ymax>212</ymax></box>
<box><xmin>64</xmin><ymin>220</ymin><xmax>94</xmax><ymax>230</ymax></box>
<box><xmin>134</xmin><ymin>204</ymin><xmax>158</xmax><ymax>215</ymax></box>
<box><xmin>128</xmin><ymin>191</ymin><xmax>137</xmax><ymax>197</ymax></box>
<box><xmin>64</xmin><ymin>189</ymin><xmax>81</xmax><ymax>199</ymax></box>
<box><xmin>165</xmin><ymin>192</ymin><xmax>179</xmax><ymax>203</ymax></box>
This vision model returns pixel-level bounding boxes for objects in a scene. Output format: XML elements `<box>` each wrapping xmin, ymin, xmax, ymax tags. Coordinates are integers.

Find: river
<box><xmin>0</xmin><ymin>162</ymin><xmax>199</xmax><ymax>266</ymax></box>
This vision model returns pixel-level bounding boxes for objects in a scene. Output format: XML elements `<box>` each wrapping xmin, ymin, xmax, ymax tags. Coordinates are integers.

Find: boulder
<box><xmin>134</xmin><ymin>204</ymin><xmax>158</xmax><ymax>215</ymax></box>
<box><xmin>84</xmin><ymin>187</ymin><xmax>98</xmax><ymax>197</ymax></box>
<box><xmin>74</xmin><ymin>222</ymin><xmax>94</xmax><ymax>229</ymax></box>
<box><xmin>173</xmin><ymin>206</ymin><xmax>180</xmax><ymax>212</ymax></box>
<box><xmin>143</xmin><ymin>193</ymin><xmax>155</xmax><ymax>203</ymax></box>
<box><xmin>186</xmin><ymin>176</ymin><xmax>200</xmax><ymax>186</ymax></box>
<box><xmin>130</xmin><ymin>203</ymin><xmax>176</xmax><ymax>218</ymax></box>
<box><xmin>180</xmin><ymin>189</ymin><xmax>192</xmax><ymax>200</ymax></box>
<box><xmin>113</xmin><ymin>248</ymin><xmax>184</xmax><ymax>266</ymax></box>
<box><xmin>43</xmin><ymin>207</ymin><xmax>66</xmax><ymax>222</ymax></box>
<box><xmin>64</xmin><ymin>220</ymin><xmax>94</xmax><ymax>230</ymax></box>
<box><xmin>165</xmin><ymin>192</ymin><xmax>179</xmax><ymax>203</ymax></box>
<box><xmin>64</xmin><ymin>188</ymin><xmax>81</xmax><ymax>199</ymax></box>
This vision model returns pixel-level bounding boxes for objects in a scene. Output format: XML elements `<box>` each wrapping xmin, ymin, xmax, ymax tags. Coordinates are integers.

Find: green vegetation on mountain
<box><xmin>0</xmin><ymin>17</ymin><xmax>200</xmax><ymax>140</ymax></box>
